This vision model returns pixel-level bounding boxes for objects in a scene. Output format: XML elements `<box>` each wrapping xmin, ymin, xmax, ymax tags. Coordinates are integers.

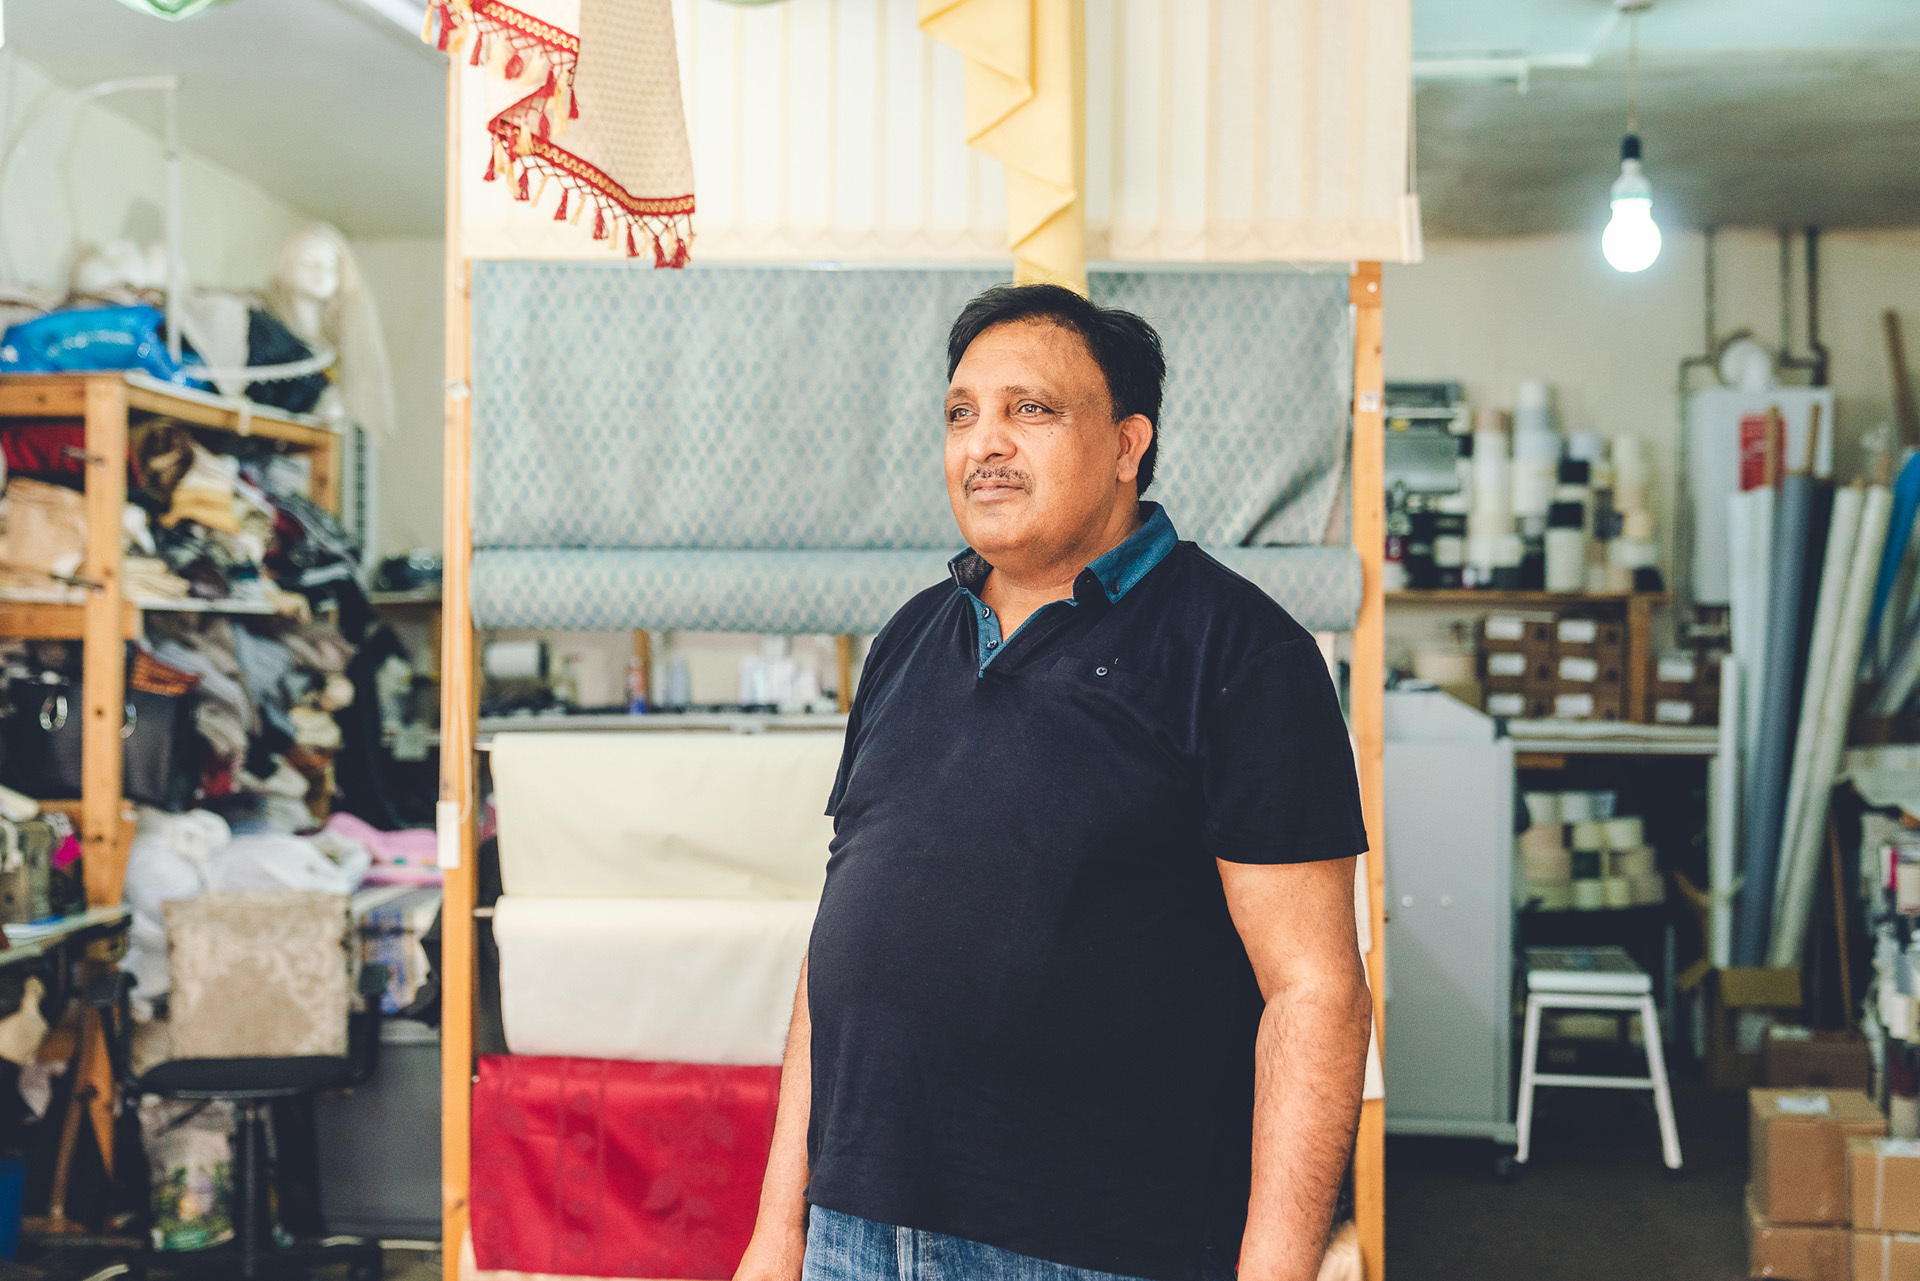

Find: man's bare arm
<box><xmin>1218</xmin><ymin>857</ymin><xmax>1371</xmax><ymax>1281</ymax></box>
<box><xmin>734</xmin><ymin>958</ymin><xmax>813</xmax><ymax>1281</ymax></box>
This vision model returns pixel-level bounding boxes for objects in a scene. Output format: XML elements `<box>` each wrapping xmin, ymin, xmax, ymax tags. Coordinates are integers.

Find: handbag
<box><xmin>3</xmin><ymin>656</ymin><xmax>201</xmax><ymax>810</ymax></box>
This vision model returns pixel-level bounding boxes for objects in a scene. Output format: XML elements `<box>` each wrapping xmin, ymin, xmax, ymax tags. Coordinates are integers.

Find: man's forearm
<box><xmin>1237</xmin><ymin>958</ymin><xmax>1371</xmax><ymax>1281</ymax></box>
<box><xmin>735</xmin><ymin>960</ymin><xmax>813</xmax><ymax>1281</ymax></box>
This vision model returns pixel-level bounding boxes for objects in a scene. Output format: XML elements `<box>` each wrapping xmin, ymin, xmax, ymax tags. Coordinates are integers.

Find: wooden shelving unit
<box><xmin>0</xmin><ymin>373</ymin><xmax>339</xmax><ymax>906</ymax></box>
<box><xmin>1387</xmin><ymin>588</ymin><xmax>1668</xmax><ymax>724</ymax></box>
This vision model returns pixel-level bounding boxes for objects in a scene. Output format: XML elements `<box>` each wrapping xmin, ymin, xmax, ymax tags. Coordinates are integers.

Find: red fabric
<box><xmin>471</xmin><ymin>1056</ymin><xmax>781</xmax><ymax>1281</ymax></box>
<box><xmin>1</xmin><ymin>421</ymin><xmax>87</xmax><ymax>479</ymax></box>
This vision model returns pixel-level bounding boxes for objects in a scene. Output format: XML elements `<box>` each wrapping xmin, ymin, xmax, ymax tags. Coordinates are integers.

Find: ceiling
<box><xmin>9</xmin><ymin>0</ymin><xmax>1920</xmax><ymax>241</ymax></box>
<box><xmin>5</xmin><ymin>0</ymin><xmax>444</xmax><ymax>237</ymax></box>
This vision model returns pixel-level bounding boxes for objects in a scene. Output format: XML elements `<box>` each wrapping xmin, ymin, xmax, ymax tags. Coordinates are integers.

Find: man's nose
<box><xmin>970</xmin><ymin>410</ymin><xmax>1017</xmax><ymax>461</ymax></box>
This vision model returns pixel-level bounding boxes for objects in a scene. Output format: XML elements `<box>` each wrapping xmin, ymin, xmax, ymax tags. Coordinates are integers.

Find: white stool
<box><xmin>1514</xmin><ymin>946</ymin><xmax>1682</xmax><ymax>1171</ymax></box>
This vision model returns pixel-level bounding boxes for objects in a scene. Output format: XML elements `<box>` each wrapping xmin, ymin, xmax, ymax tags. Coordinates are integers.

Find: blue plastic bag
<box><xmin>0</xmin><ymin>304</ymin><xmax>210</xmax><ymax>389</ymax></box>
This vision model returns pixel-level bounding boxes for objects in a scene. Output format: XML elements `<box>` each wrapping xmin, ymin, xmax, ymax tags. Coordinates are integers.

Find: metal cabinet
<box><xmin>1382</xmin><ymin>691</ymin><xmax>1516</xmax><ymax>1144</ymax></box>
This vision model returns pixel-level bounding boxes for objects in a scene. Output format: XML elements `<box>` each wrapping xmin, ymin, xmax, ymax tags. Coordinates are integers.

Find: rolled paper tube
<box><xmin>1559</xmin><ymin>792</ymin><xmax>1594</xmax><ymax>824</ymax></box>
<box><xmin>1611</xmin><ymin>845</ymin><xmax>1657</xmax><ymax>880</ymax></box>
<box><xmin>1570</xmin><ymin>821</ymin><xmax>1606</xmax><ymax>852</ymax></box>
<box><xmin>1603</xmin><ymin>877</ymin><xmax>1633</xmax><ymax>908</ymax></box>
<box><xmin>1522</xmin><ymin>844</ymin><xmax>1573</xmax><ymax>885</ymax></box>
<box><xmin>1603</xmin><ymin>817</ymin><xmax>1645</xmax><ymax>850</ymax></box>
<box><xmin>1522</xmin><ymin>792</ymin><xmax>1561</xmax><ymax>826</ymax></box>
<box><xmin>1621</xmin><ymin>509</ymin><xmax>1655</xmax><ymax>541</ymax></box>
<box><xmin>1572</xmin><ymin>879</ymin><xmax>1607</xmax><ymax>910</ymax></box>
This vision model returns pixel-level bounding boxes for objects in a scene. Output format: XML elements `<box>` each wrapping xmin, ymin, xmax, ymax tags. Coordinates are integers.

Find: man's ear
<box><xmin>1116</xmin><ymin>414</ymin><xmax>1154</xmax><ymax>484</ymax></box>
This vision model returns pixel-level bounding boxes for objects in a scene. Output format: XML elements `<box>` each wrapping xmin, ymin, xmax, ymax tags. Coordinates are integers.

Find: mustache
<box><xmin>965</xmin><ymin>466</ymin><xmax>1031</xmax><ymax>491</ymax></box>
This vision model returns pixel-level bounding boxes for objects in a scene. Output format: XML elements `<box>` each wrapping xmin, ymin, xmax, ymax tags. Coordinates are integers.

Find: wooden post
<box><xmin>308</xmin><ymin>435</ymin><xmax>341</xmax><ymax>512</ymax></box>
<box><xmin>80</xmin><ymin>377</ymin><xmax>128</xmax><ymax>908</ymax></box>
<box><xmin>1348</xmin><ymin>263</ymin><xmax>1387</xmax><ymax>1281</ymax></box>
<box><xmin>632</xmin><ymin>630</ymin><xmax>653</xmax><ymax>708</ymax></box>
<box><xmin>835</xmin><ymin>635</ymin><xmax>856</xmax><ymax>714</ymax></box>
<box><xmin>1626</xmin><ymin>593</ymin><xmax>1654</xmax><ymax>723</ymax></box>
<box><xmin>440</xmin><ymin>49</ymin><xmax>480</xmax><ymax>1272</ymax></box>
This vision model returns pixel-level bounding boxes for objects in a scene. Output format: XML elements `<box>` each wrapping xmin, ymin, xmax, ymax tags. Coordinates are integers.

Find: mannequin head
<box><xmin>282</xmin><ymin>231</ymin><xmax>341</xmax><ymax>306</ymax></box>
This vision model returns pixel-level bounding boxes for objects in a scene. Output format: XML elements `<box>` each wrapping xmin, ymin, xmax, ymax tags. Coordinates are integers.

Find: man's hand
<box><xmin>734</xmin><ymin>959</ymin><xmax>814</xmax><ymax>1281</ymax></box>
<box><xmin>1218</xmin><ymin>857</ymin><xmax>1371</xmax><ymax>1281</ymax></box>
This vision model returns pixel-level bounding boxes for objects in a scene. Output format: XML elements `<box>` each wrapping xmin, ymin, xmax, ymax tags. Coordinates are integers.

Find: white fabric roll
<box><xmin>1522</xmin><ymin>792</ymin><xmax>1561</xmax><ymax>826</ymax></box>
<box><xmin>491</xmin><ymin>731</ymin><xmax>841</xmax><ymax>899</ymax></box>
<box><xmin>1559</xmin><ymin>792</ymin><xmax>1594</xmax><ymax>824</ymax></box>
<box><xmin>1771</xmin><ymin>484</ymin><xmax>1894</xmax><ymax>965</ymax></box>
<box><xmin>1730</xmin><ymin>488</ymin><xmax>1776</xmax><ymax>810</ymax></box>
<box><xmin>1603</xmin><ymin>818</ymin><xmax>1645</xmax><ymax>850</ymax></box>
<box><xmin>1710</xmin><ymin>657</ymin><xmax>1742</xmax><ymax>968</ymax></box>
<box><xmin>1774</xmin><ymin>486</ymin><xmax>1864</xmax><ymax>924</ymax></box>
<box><xmin>494</xmin><ymin>895</ymin><xmax>816</xmax><ymax>1066</ymax></box>
<box><xmin>1612</xmin><ymin>435</ymin><xmax>1650</xmax><ymax>487</ymax></box>
<box><xmin>1621</xmin><ymin>509</ymin><xmax>1655</xmax><ymax>541</ymax></box>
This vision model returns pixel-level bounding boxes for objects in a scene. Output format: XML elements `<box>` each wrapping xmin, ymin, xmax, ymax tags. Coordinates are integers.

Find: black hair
<box><xmin>945</xmin><ymin>283</ymin><xmax>1168</xmax><ymax>495</ymax></box>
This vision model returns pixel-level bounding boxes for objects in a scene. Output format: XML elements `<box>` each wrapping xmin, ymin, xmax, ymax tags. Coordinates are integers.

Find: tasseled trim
<box><xmin>627</xmin><ymin>226</ymin><xmax>639</xmax><ymax>258</ymax></box>
<box><xmin>504</xmin><ymin>51</ymin><xmax>525</xmax><ymax>80</ymax></box>
<box><xmin>552</xmin><ymin>190</ymin><xmax>568</xmax><ymax>222</ymax></box>
<box><xmin>592</xmin><ymin>208</ymin><xmax>607</xmax><ymax>240</ymax></box>
<box><xmin>516</xmin><ymin>165</ymin><xmax>531</xmax><ymax>200</ymax></box>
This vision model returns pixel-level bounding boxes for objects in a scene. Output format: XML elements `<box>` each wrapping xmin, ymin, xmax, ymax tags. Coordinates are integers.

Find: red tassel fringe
<box><xmin>504</xmin><ymin>52</ymin><xmax>525</xmax><ymax>79</ymax></box>
<box><xmin>553</xmin><ymin>191</ymin><xmax>568</xmax><ymax>221</ymax></box>
<box><xmin>516</xmin><ymin>167</ymin><xmax>530</xmax><ymax>200</ymax></box>
<box><xmin>592</xmin><ymin>209</ymin><xmax>606</xmax><ymax>240</ymax></box>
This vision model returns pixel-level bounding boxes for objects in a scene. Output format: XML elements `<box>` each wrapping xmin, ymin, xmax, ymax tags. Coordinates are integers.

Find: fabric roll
<box><xmin>1865</xmin><ymin>452</ymin><xmax>1920</xmax><ymax>679</ymax></box>
<box><xmin>1711</xmin><ymin>656</ymin><xmax>1742</xmax><ymax>968</ymax></box>
<box><xmin>1519</xmin><ymin>825</ymin><xmax>1571</xmax><ymax>884</ymax></box>
<box><xmin>1572</xmin><ymin>879</ymin><xmax>1605</xmax><ymax>910</ymax></box>
<box><xmin>1611</xmin><ymin>845</ymin><xmax>1656</xmax><ymax>880</ymax></box>
<box><xmin>1602</xmin><ymin>817</ymin><xmax>1644</xmax><ymax>850</ymax></box>
<box><xmin>1776</xmin><ymin>487</ymin><xmax>1865</xmax><ymax>919</ymax></box>
<box><xmin>470</xmin><ymin>1055</ymin><xmax>779</xmax><ymax>1280</ymax></box>
<box><xmin>491</xmin><ymin>731</ymin><xmax>840</xmax><ymax>900</ymax></box>
<box><xmin>1559</xmin><ymin>792</ymin><xmax>1594</xmax><ymax>824</ymax></box>
<box><xmin>1771</xmin><ymin>483</ymin><xmax>1894</xmax><ymax>965</ymax></box>
<box><xmin>1569</xmin><ymin>821</ymin><xmax>1605</xmax><ymax>852</ymax></box>
<box><xmin>1736</xmin><ymin>472</ymin><xmax>1827</xmax><ymax>965</ymax></box>
<box><xmin>1730</xmin><ymin>487</ymin><xmax>1775</xmax><ymax>819</ymax></box>
<box><xmin>494</xmin><ymin>897</ymin><xmax>816</xmax><ymax>1065</ymax></box>
<box><xmin>1602</xmin><ymin>877</ymin><xmax>1632</xmax><ymax>908</ymax></box>
<box><xmin>1522</xmin><ymin>792</ymin><xmax>1561</xmax><ymax>826</ymax></box>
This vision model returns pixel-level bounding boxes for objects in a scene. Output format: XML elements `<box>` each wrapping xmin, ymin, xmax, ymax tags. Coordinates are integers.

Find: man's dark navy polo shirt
<box><xmin>805</xmin><ymin>502</ymin><xmax>1368</xmax><ymax>1281</ymax></box>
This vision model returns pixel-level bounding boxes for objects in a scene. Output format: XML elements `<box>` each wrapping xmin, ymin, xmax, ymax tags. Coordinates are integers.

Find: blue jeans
<box><xmin>800</xmin><ymin>1206</ymin><xmax>1235</xmax><ymax>1281</ymax></box>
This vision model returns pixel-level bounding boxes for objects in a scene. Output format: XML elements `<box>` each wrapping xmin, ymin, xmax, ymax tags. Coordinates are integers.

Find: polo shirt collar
<box><xmin>948</xmin><ymin>502</ymin><xmax>1179</xmax><ymax>605</ymax></box>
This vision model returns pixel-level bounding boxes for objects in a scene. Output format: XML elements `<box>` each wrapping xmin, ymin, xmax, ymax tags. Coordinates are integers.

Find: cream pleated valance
<box><xmin>459</xmin><ymin>0</ymin><xmax>1417</xmax><ymax>265</ymax></box>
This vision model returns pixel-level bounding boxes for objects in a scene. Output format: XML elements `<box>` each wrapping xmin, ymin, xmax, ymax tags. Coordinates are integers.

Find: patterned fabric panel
<box><xmin>469</xmin><ymin>546</ymin><xmax>1361</xmax><ymax>635</ymax></box>
<box><xmin>470</xmin><ymin>265</ymin><xmax>1352</xmax><ymax>551</ymax></box>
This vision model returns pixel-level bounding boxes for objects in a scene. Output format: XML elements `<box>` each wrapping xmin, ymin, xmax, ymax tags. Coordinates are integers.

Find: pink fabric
<box><xmin>325</xmin><ymin>812</ymin><xmax>441</xmax><ymax>885</ymax></box>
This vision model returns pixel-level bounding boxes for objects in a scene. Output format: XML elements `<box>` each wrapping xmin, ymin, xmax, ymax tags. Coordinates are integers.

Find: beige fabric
<box><xmin>164</xmin><ymin>891</ymin><xmax>350</xmax><ymax>1059</ymax></box>
<box><xmin>921</xmin><ymin>0</ymin><xmax>1087</xmax><ymax>291</ymax></box>
<box><xmin>494</xmin><ymin>896</ymin><xmax>815</xmax><ymax>1066</ymax></box>
<box><xmin>464</xmin><ymin>0</ymin><xmax>1414</xmax><ymax>265</ymax></box>
<box><xmin>490</xmin><ymin>732</ymin><xmax>838</xmax><ymax>900</ymax></box>
<box><xmin>0</xmin><ymin>478</ymin><xmax>86</xmax><ymax>589</ymax></box>
<box><xmin>441</xmin><ymin>0</ymin><xmax>695</xmax><ymax>263</ymax></box>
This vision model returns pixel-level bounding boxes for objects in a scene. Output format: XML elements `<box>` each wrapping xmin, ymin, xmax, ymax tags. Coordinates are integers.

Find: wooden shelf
<box><xmin>0</xmin><ymin>596</ymin><xmax>286</xmax><ymax>641</ymax></box>
<box><xmin>1387</xmin><ymin>590</ymin><xmax>1669</xmax><ymax>606</ymax></box>
<box><xmin>0</xmin><ymin>373</ymin><xmax>336</xmax><ymax>453</ymax></box>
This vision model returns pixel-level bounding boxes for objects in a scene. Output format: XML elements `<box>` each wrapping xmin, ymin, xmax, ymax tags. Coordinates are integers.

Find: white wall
<box><xmin>0</xmin><ymin>51</ymin><xmax>307</xmax><ymax>294</ymax></box>
<box><xmin>351</xmin><ymin>236</ymin><xmax>445</xmax><ymax>560</ymax></box>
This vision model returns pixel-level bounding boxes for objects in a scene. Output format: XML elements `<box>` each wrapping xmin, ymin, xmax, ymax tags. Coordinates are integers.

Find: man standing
<box><xmin>736</xmin><ymin>284</ymin><xmax>1371</xmax><ymax>1281</ymax></box>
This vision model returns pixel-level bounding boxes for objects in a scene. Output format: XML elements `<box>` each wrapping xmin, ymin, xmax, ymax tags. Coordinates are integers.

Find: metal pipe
<box><xmin>1674</xmin><ymin>227</ymin><xmax>1720</xmax><ymax>618</ymax></box>
<box><xmin>1777</xmin><ymin>228</ymin><xmax>1821</xmax><ymax>383</ymax></box>
<box><xmin>1806</xmin><ymin>227</ymin><xmax>1830</xmax><ymax>387</ymax></box>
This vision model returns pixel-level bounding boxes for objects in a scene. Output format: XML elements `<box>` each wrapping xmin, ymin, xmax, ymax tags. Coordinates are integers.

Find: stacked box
<box><xmin>1554</xmin><ymin>617</ymin><xmax>1626</xmax><ymax>721</ymax></box>
<box><xmin>1766</xmin><ymin>1028</ymin><xmax>1874</xmax><ymax>1091</ymax></box>
<box><xmin>1751</xmin><ymin>1089</ymin><xmax>1887</xmax><ymax>1227</ymax></box>
<box><xmin>1748</xmin><ymin>1088</ymin><xmax>1897</xmax><ymax>1280</ymax></box>
<box><xmin>1851</xmin><ymin>1138</ymin><xmax>1920</xmax><ymax>1278</ymax></box>
<box><xmin>1478</xmin><ymin>614</ymin><xmax>1555</xmax><ymax>719</ymax></box>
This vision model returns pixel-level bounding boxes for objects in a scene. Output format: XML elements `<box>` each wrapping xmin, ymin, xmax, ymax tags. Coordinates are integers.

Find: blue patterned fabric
<box><xmin>468</xmin><ymin>264</ymin><xmax>1358</xmax><ymax>633</ymax></box>
<box><xmin>470</xmin><ymin>545</ymin><xmax>1360</xmax><ymax>635</ymax></box>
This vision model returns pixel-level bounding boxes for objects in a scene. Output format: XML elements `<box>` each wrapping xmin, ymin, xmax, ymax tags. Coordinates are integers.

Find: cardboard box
<box><xmin>1705</xmin><ymin>967</ymin><xmax>1806</xmax><ymax>1090</ymax></box>
<box><xmin>1749</xmin><ymin>1187</ymin><xmax>1850</xmax><ymax>1280</ymax></box>
<box><xmin>1752</xmin><ymin>1089</ymin><xmax>1887</xmax><ymax>1225</ymax></box>
<box><xmin>1851</xmin><ymin>1138</ymin><xmax>1920</xmax><ymax>1234</ymax></box>
<box><xmin>1769</xmin><ymin>1028</ymin><xmax>1875</xmax><ymax>1091</ymax></box>
<box><xmin>1481</xmin><ymin>614</ymin><xmax>1555</xmax><ymax>653</ymax></box>
<box><xmin>1556</xmin><ymin>617</ymin><xmax>1624</xmax><ymax>651</ymax></box>
<box><xmin>1851</xmin><ymin>1231</ymin><xmax>1920</xmax><ymax>1280</ymax></box>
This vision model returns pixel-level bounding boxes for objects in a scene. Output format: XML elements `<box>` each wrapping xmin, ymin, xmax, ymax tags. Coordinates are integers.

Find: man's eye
<box><xmin>947</xmin><ymin>406</ymin><xmax>972</xmax><ymax>423</ymax></box>
<box><xmin>1018</xmin><ymin>402</ymin><xmax>1048</xmax><ymax>414</ymax></box>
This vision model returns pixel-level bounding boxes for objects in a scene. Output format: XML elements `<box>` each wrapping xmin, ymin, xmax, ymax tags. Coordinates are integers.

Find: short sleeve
<box><xmin>1202</xmin><ymin>638</ymin><xmax>1368</xmax><ymax>865</ymax></box>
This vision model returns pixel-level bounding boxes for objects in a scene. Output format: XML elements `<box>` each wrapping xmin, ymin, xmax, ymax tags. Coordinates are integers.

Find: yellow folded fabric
<box><xmin>920</xmin><ymin>0</ymin><xmax>1086</xmax><ymax>293</ymax></box>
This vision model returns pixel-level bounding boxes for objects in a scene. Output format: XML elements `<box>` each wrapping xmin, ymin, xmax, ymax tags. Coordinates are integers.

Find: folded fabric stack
<box><xmin>472</xmin><ymin>732</ymin><xmax>838</xmax><ymax>1281</ymax></box>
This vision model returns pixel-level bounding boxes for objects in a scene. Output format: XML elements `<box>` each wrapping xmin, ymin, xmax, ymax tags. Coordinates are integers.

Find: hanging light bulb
<box><xmin>1603</xmin><ymin>135</ymin><xmax>1661</xmax><ymax>272</ymax></box>
<box><xmin>1602</xmin><ymin>2</ymin><xmax>1661</xmax><ymax>273</ymax></box>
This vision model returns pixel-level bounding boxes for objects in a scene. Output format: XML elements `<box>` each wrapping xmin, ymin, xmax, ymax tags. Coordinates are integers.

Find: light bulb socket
<box><xmin>1620</xmin><ymin>133</ymin><xmax>1643</xmax><ymax>162</ymax></box>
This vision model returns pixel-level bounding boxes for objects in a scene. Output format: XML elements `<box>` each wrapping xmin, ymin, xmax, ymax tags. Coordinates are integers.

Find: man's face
<box><xmin>943</xmin><ymin>319</ymin><xmax>1149</xmax><ymax>565</ymax></box>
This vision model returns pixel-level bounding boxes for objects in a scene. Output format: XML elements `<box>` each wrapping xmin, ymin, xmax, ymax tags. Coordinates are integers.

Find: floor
<box><xmin>1386</xmin><ymin>1075</ymin><xmax>1748</xmax><ymax>1281</ymax></box>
